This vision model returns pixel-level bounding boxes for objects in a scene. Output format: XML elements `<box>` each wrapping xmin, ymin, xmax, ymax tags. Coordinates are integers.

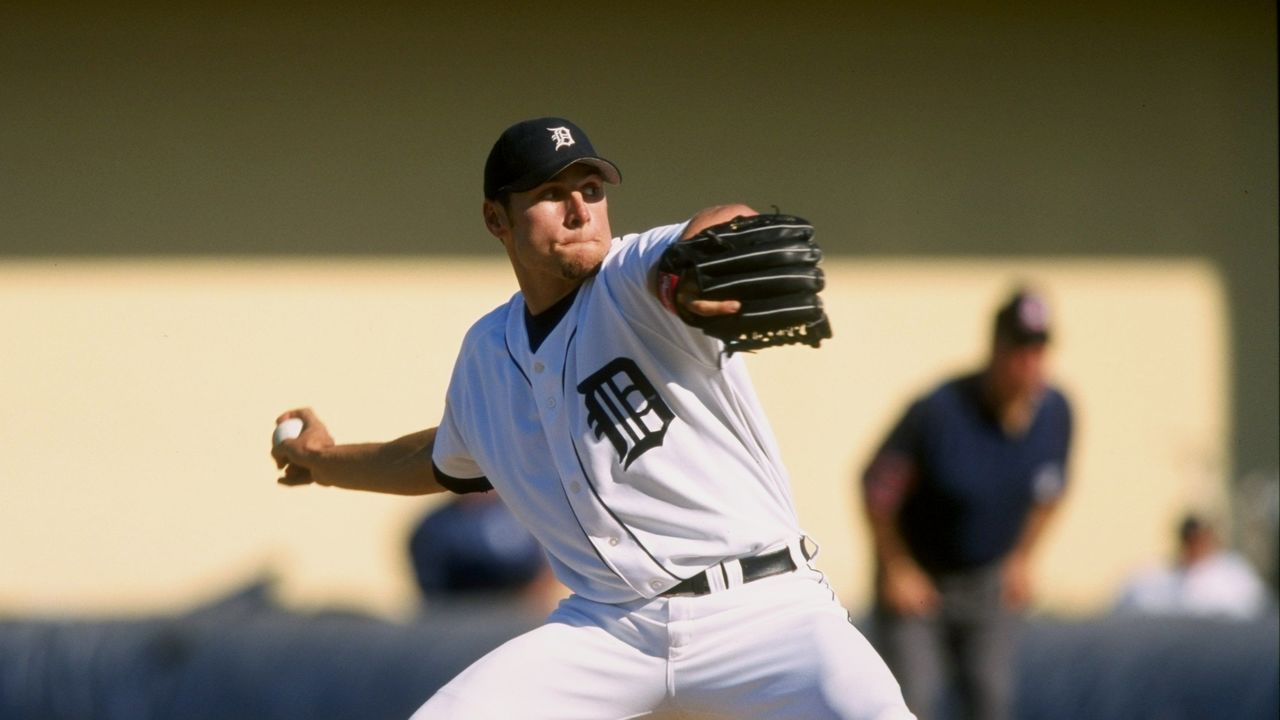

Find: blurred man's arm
<box><xmin>863</xmin><ymin>451</ymin><xmax>939</xmax><ymax>616</ymax></box>
<box><xmin>1001</xmin><ymin>499</ymin><xmax>1061</xmax><ymax>608</ymax></box>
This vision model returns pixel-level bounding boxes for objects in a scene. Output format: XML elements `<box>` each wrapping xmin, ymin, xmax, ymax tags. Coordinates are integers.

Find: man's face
<box><xmin>989</xmin><ymin>340</ymin><xmax>1048</xmax><ymax>402</ymax></box>
<box><xmin>489</xmin><ymin>164</ymin><xmax>613</xmax><ymax>289</ymax></box>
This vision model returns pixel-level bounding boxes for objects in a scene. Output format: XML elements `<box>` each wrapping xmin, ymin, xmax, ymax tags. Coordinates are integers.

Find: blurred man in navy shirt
<box><xmin>861</xmin><ymin>288</ymin><xmax>1072</xmax><ymax>720</ymax></box>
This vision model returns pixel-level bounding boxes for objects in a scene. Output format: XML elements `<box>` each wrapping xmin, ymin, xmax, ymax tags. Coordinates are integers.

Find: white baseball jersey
<box><xmin>432</xmin><ymin>220</ymin><xmax>805</xmax><ymax>603</ymax></box>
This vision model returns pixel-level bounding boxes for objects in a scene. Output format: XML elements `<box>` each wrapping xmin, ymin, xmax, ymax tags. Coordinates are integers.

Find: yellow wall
<box><xmin>0</xmin><ymin>258</ymin><xmax>1226</xmax><ymax>617</ymax></box>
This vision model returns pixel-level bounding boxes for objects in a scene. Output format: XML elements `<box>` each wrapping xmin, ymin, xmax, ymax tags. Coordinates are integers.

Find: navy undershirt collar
<box><xmin>525</xmin><ymin>286</ymin><xmax>580</xmax><ymax>353</ymax></box>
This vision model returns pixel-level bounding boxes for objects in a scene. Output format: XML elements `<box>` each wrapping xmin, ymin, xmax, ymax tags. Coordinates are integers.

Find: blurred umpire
<box><xmin>860</xmin><ymin>288</ymin><xmax>1073</xmax><ymax>720</ymax></box>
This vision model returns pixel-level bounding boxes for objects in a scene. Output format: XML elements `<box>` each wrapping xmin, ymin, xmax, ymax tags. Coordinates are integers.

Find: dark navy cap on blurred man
<box><xmin>994</xmin><ymin>289</ymin><xmax>1052</xmax><ymax>346</ymax></box>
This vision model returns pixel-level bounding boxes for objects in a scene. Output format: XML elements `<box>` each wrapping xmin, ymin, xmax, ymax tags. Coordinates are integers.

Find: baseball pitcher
<box><xmin>272</xmin><ymin>117</ymin><xmax>914</xmax><ymax>720</ymax></box>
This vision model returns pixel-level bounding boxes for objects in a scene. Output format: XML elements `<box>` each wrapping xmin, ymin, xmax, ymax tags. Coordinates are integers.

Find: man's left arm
<box><xmin>650</xmin><ymin>203</ymin><xmax>831</xmax><ymax>355</ymax></box>
<box><xmin>1003</xmin><ymin>393</ymin><xmax>1073</xmax><ymax>608</ymax></box>
<box><xmin>1001</xmin><ymin>499</ymin><xmax>1061</xmax><ymax>609</ymax></box>
<box><xmin>665</xmin><ymin>204</ymin><xmax>758</xmax><ymax>319</ymax></box>
<box><xmin>680</xmin><ymin>204</ymin><xmax>758</xmax><ymax>240</ymax></box>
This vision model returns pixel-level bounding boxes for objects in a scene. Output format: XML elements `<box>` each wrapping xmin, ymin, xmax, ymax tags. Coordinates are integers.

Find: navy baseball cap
<box><xmin>994</xmin><ymin>289</ymin><xmax>1052</xmax><ymax>345</ymax></box>
<box><xmin>408</xmin><ymin>495</ymin><xmax>546</xmax><ymax>597</ymax></box>
<box><xmin>483</xmin><ymin>117</ymin><xmax>621</xmax><ymax>199</ymax></box>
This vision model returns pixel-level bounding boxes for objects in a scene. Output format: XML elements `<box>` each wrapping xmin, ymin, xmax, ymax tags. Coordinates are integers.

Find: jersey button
<box><xmin>533</xmin><ymin>361</ymin><xmax>545</xmax><ymax>373</ymax></box>
<box><xmin>649</xmin><ymin>580</ymin><xmax>665</xmax><ymax>591</ymax></box>
<box><xmin>608</xmin><ymin>537</ymin><xmax>620</xmax><ymax>546</ymax></box>
<box><xmin>569</xmin><ymin>481</ymin><xmax>582</xmax><ymax>494</ymax></box>
<box><xmin>547</xmin><ymin>397</ymin><xmax>557</xmax><ymax>408</ymax></box>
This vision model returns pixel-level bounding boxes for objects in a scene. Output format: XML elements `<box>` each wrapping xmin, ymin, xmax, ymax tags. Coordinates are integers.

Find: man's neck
<box><xmin>523</xmin><ymin>282</ymin><xmax>578</xmax><ymax>316</ymax></box>
<box><xmin>980</xmin><ymin>372</ymin><xmax>1042</xmax><ymax>436</ymax></box>
<box><xmin>523</xmin><ymin>286</ymin><xmax>580</xmax><ymax>353</ymax></box>
<box><xmin>513</xmin><ymin>261</ymin><xmax>591</xmax><ymax>315</ymax></box>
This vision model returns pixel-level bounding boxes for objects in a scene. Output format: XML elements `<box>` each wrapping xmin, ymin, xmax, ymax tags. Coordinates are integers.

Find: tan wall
<box><xmin>0</xmin><ymin>258</ymin><xmax>1225</xmax><ymax>617</ymax></box>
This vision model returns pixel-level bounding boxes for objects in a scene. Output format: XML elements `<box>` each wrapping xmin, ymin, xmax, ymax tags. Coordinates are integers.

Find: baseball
<box><xmin>272</xmin><ymin>417</ymin><xmax>304</xmax><ymax>446</ymax></box>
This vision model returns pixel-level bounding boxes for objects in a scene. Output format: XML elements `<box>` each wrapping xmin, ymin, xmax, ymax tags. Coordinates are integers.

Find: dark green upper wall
<box><xmin>2</xmin><ymin>2</ymin><xmax>1275</xmax><ymax>476</ymax></box>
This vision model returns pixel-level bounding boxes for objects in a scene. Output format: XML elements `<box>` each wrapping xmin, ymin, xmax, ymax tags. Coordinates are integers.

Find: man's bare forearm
<box><xmin>310</xmin><ymin>428</ymin><xmax>444</xmax><ymax>496</ymax></box>
<box><xmin>866</xmin><ymin>512</ymin><xmax>919</xmax><ymax>571</ymax></box>
<box><xmin>861</xmin><ymin>452</ymin><xmax>921</xmax><ymax>570</ymax></box>
<box><xmin>1008</xmin><ymin>499</ymin><xmax>1059</xmax><ymax>561</ymax></box>
<box><xmin>680</xmin><ymin>204</ymin><xmax>757</xmax><ymax>240</ymax></box>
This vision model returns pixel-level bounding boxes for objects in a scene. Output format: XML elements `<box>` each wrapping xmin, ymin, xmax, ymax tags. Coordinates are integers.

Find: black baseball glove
<box><xmin>657</xmin><ymin>213</ymin><xmax>832</xmax><ymax>354</ymax></box>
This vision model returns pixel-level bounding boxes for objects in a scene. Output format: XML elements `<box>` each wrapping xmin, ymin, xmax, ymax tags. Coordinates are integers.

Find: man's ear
<box><xmin>483</xmin><ymin>199</ymin><xmax>509</xmax><ymax>239</ymax></box>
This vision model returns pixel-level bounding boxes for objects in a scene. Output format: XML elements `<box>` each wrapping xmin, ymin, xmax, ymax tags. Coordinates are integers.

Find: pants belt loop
<box><xmin>723</xmin><ymin>557</ymin><xmax>746</xmax><ymax>588</ymax></box>
<box><xmin>706</xmin><ymin>561</ymin><xmax>730</xmax><ymax>592</ymax></box>
<box><xmin>789</xmin><ymin>535</ymin><xmax>817</xmax><ymax>570</ymax></box>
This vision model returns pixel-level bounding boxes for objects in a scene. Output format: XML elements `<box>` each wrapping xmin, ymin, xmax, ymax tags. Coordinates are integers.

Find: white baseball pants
<box><xmin>409</xmin><ymin>566</ymin><xmax>915</xmax><ymax>719</ymax></box>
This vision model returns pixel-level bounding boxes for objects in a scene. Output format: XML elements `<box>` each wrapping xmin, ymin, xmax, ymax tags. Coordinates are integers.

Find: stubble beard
<box><xmin>556</xmin><ymin>257</ymin><xmax>601</xmax><ymax>282</ymax></box>
<box><xmin>554</xmin><ymin>240</ymin><xmax>607</xmax><ymax>282</ymax></box>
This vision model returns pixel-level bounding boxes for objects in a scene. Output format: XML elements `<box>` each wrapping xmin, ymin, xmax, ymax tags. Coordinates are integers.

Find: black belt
<box><xmin>662</xmin><ymin>546</ymin><xmax>800</xmax><ymax>598</ymax></box>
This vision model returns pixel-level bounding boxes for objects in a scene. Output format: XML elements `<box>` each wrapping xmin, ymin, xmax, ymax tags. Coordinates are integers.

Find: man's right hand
<box><xmin>880</xmin><ymin>560</ymin><xmax>940</xmax><ymax>616</ymax></box>
<box><xmin>271</xmin><ymin>407</ymin><xmax>335</xmax><ymax>486</ymax></box>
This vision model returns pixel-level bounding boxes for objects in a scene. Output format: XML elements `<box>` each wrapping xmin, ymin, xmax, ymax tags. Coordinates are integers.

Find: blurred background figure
<box><xmin>1115</xmin><ymin>512</ymin><xmax>1273</xmax><ymax>620</ymax></box>
<box><xmin>408</xmin><ymin>493</ymin><xmax>564</xmax><ymax>616</ymax></box>
<box><xmin>860</xmin><ymin>287</ymin><xmax>1072</xmax><ymax>720</ymax></box>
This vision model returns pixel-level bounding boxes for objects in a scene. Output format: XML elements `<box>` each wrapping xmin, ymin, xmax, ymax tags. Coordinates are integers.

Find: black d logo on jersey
<box><xmin>577</xmin><ymin>357</ymin><xmax>673</xmax><ymax>468</ymax></box>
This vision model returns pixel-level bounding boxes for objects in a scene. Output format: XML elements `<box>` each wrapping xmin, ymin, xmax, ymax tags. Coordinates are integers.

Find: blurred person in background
<box><xmin>409</xmin><ymin>492</ymin><xmax>565</xmax><ymax>616</ymax></box>
<box><xmin>1115</xmin><ymin>512</ymin><xmax>1273</xmax><ymax>620</ymax></box>
<box><xmin>859</xmin><ymin>288</ymin><xmax>1072</xmax><ymax>720</ymax></box>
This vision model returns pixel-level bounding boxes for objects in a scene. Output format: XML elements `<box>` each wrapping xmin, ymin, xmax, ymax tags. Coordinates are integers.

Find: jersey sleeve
<box><xmin>1031</xmin><ymin>389</ymin><xmax>1073</xmax><ymax>503</ymax></box>
<box><xmin>862</xmin><ymin>400</ymin><xmax>927</xmax><ymax>513</ymax></box>
<box><xmin>431</xmin><ymin>336</ymin><xmax>492</xmax><ymax>493</ymax></box>
<box><xmin>432</xmin><ymin>400</ymin><xmax>492</xmax><ymax>493</ymax></box>
<box><xmin>601</xmin><ymin>220</ymin><xmax>723</xmax><ymax>366</ymax></box>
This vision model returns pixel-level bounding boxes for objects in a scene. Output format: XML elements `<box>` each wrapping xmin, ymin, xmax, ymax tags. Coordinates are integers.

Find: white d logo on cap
<box><xmin>1018</xmin><ymin>295</ymin><xmax>1049</xmax><ymax>332</ymax></box>
<box><xmin>548</xmin><ymin>127</ymin><xmax>575</xmax><ymax>150</ymax></box>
